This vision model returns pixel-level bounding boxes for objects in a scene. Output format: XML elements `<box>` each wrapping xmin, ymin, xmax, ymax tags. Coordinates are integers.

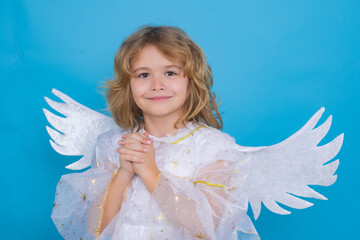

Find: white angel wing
<box><xmin>43</xmin><ymin>88</ymin><xmax>119</xmax><ymax>170</ymax></box>
<box><xmin>236</xmin><ymin>107</ymin><xmax>343</xmax><ymax>220</ymax></box>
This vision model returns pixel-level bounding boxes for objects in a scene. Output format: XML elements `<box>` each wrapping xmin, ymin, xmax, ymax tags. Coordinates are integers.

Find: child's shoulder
<box><xmin>195</xmin><ymin>122</ymin><xmax>236</xmax><ymax>148</ymax></box>
<box><xmin>191</xmin><ymin>122</ymin><xmax>242</xmax><ymax>166</ymax></box>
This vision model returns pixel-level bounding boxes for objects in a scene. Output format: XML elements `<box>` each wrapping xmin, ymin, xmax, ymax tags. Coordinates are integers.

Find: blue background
<box><xmin>1</xmin><ymin>0</ymin><xmax>359</xmax><ymax>239</ymax></box>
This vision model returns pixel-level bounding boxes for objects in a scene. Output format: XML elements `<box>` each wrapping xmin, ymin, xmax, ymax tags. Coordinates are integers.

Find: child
<box><xmin>47</xmin><ymin>25</ymin><xmax>343</xmax><ymax>240</ymax></box>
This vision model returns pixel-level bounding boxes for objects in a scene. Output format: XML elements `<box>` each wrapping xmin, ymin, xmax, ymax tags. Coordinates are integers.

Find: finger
<box><xmin>121</xmin><ymin>133</ymin><xmax>129</xmax><ymax>138</ymax></box>
<box><xmin>117</xmin><ymin>146</ymin><xmax>146</xmax><ymax>156</ymax></box>
<box><xmin>140</xmin><ymin>132</ymin><xmax>149</xmax><ymax>139</ymax></box>
<box><xmin>118</xmin><ymin>142</ymin><xmax>149</xmax><ymax>153</ymax></box>
<box><xmin>119</xmin><ymin>138</ymin><xmax>152</xmax><ymax>146</ymax></box>
<box><xmin>119</xmin><ymin>132</ymin><xmax>153</xmax><ymax>145</ymax></box>
<box><xmin>120</xmin><ymin>154</ymin><xmax>144</xmax><ymax>163</ymax></box>
<box><xmin>140</xmin><ymin>132</ymin><xmax>154</xmax><ymax>144</ymax></box>
<box><xmin>121</xmin><ymin>132</ymin><xmax>136</xmax><ymax>138</ymax></box>
<box><xmin>122</xmin><ymin>131</ymin><xmax>150</xmax><ymax>140</ymax></box>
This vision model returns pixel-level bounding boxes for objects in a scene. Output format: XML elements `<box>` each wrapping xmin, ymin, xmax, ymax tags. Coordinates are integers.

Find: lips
<box><xmin>147</xmin><ymin>96</ymin><xmax>172</xmax><ymax>101</ymax></box>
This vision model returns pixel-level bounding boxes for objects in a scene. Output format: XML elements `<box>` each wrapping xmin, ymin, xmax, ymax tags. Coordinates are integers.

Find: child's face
<box><xmin>130</xmin><ymin>45</ymin><xmax>189</xmax><ymax>122</ymax></box>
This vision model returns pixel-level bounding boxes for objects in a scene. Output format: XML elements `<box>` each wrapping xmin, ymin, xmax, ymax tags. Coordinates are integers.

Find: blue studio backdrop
<box><xmin>1</xmin><ymin>0</ymin><xmax>359</xmax><ymax>239</ymax></box>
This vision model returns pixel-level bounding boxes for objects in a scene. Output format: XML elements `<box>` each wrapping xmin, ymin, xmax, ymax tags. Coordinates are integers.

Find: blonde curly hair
<box><xmin>102</xmin><ymin>25</ymin><xmax>223</xmax><ymax>132</ymax></box>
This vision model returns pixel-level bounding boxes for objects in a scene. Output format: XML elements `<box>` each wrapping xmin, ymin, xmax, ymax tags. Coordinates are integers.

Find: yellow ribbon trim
<box><xmin>193</xmin><ymin>180</ymin><xmax>226</xmax><ymax>188</ymax></box>
<box><xmin>171</xmin><ymin>125</ymin><xmax>205</xmax><ymax>145</ymax></box>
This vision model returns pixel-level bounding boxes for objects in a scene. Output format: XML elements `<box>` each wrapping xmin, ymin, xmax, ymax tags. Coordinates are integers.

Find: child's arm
<box><xmin>98</xmin><ymin>131</ymin><xmax>152</xmax><ymax>234</ymax></box>
<box><xmin>98</xmin><ymin>168</ymin><xmax>133</xmax><ymax>234</ymax></box>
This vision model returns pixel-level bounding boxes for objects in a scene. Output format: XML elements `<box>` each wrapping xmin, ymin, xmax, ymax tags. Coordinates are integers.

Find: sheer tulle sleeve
<box><xmin>149</xmin><ymin>144</ymin><xmax>260</xmax><ymax>240</ymax></box>
<box><xmin>51</xmin><ymin>129</ymin><xmax>122</xmax><ymax>240</ymax></box>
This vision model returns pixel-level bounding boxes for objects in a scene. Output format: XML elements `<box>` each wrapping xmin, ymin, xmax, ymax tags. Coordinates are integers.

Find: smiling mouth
<box><xmin>147</xmin><ymin>96</ymin><xmax>172</xmax><ymax>102</ymax></box>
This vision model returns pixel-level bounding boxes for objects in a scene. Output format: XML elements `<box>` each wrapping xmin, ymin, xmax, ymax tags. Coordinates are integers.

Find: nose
<box><xmin>151</xmin><ymin>75</ymin><xmax>165</xmax><ymax>91</ymax></box>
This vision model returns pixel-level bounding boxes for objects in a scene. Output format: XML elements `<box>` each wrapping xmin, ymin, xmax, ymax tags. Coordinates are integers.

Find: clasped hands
<box><xmin>116</xmin><ymin>132</ymin><xmax>160</xmax><ymax>192</ymax></box>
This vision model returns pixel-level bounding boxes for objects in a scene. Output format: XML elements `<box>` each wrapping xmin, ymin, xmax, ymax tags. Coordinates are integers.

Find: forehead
<box><xmin>131</xmin><ymin>45</ymin><xmax>182</xmax><ymax>69</ymax></box>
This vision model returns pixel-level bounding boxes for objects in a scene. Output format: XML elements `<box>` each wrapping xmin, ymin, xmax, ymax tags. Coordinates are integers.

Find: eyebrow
<box><xmin>132</xmin><ymin>65</ymin><xmax>183</xmax><ymax>73</ymax></box>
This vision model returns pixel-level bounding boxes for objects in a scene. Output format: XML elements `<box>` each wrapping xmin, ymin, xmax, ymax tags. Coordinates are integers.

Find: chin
<box><xmin>144</xmin><ymin>110</ymin><xmax>181</xmax><ymax>118</ymax></box>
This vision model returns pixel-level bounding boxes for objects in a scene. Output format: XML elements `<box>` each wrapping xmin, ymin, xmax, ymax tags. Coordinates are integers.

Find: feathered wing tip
<box><xmin>51</xmin><ymin>88</ymin><xmax>76</xmax><ymax>104</ymax></box>
<box><xmin>43</xmin><ymin>108</ymin><xmax>66</xmax><ymax>136</ymax></box>
<box><xmin>250</xmin><ymin>199</ymin><xmax>262</xmax><ymax>220</ymax></box>
<box><xmin>65</xmin><ymin>155</ymin><xmax>93</xmax><ymax>170</ymax></box>
<box><xmin>294</xmin><ymin>107</ymin><xmax>326</xmax><ymax>135</ymax></box>
<box><xmin>269</xmin><ymin>107</ymin><xmax>326</xmax><ymax>149</ymax></box>
<box><xmin>304</xmin><ymin>107</ymin><xmax>325</xmax><ymax>130</ymax></box>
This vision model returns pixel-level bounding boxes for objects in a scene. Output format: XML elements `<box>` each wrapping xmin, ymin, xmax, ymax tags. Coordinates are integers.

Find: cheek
<box><xmin>174</xmin><ymin>79</ymin><xmax>189</xmax><ymax>97</ymax></box>
<box><xmin>130</xmin><ymin>80</ymin><xmax>145</xmax><ymax>98</ymax></box>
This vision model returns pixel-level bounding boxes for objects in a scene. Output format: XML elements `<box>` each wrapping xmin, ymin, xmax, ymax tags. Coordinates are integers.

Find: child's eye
<box><xmin>165</xmin><ymin>71</ymin><xmax>177</xmax><ymax>77</ymax></box>
<box><xmin>138</xmin><ymin>73</ymin><xmax>150</xmax><ymax>78</ymax></box>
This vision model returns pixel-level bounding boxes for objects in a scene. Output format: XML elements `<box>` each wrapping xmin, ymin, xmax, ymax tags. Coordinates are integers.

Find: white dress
<box><xmin>51</xmin><ymin>121</ymin><xmax>260</xmax><ymax>240</ymax></box>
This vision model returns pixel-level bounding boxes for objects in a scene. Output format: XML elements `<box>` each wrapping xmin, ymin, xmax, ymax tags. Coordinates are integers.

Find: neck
<box><xmin>143</xmin><ymin>116</ymin><xmax>189</xmax><ymax>138</ymax></box>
